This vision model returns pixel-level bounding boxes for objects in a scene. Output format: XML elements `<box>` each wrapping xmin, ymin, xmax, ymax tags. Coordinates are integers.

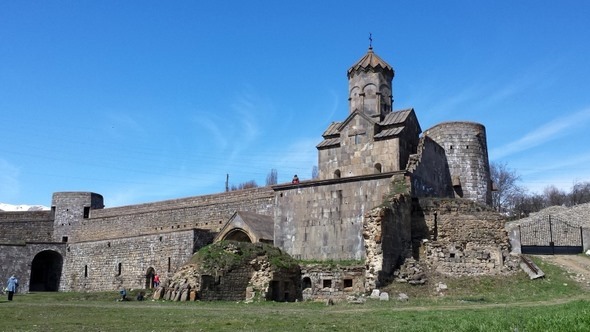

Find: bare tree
<box><xmin>543</xmin><ymin>185</ymin><xmax>567</xmax><ymax>207</ymax></box>
<box><xmin>512</xmin><ymin>192</ymin><xmax>545</xmax><ymax>218</ymax></box>
<box><xmin>230</xmin><ymin>180</ymin><xmax>258</xmax><ymax>191</ymax></box>
<box><xmin>266</xmin><ymin>169</ymin><xmax>278</xmax><ymax>186</ymax></box>
<box><xmin>570</xmin><ymin>180</ymin><xmax>590</xmax><ymax>205</ymax></box>
<box><xmin>490</xmin><ymin>162</ymin><xmax>524</xmax><ymax>214</ymax></box>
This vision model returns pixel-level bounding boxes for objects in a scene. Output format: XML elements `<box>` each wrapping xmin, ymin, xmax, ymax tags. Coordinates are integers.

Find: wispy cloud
<box><xmin>490</xmin><ymin>107</ymin><xmax>590</xmax><ymax>159</ymax></box>
<box><xmin>273</xmin><ymin>137</ymin><xmax>319</xmax><ymax>182</ymax></box>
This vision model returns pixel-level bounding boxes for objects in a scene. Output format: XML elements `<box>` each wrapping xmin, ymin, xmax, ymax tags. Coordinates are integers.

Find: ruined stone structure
<box><xmin>0</xmin><ymin>47</ymin><xmax>507</xmax><ymax>300</ymax></box>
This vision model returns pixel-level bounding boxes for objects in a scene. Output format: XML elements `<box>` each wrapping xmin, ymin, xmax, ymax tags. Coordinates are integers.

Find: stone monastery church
<box><xmin>1</xmin><ymin>46</ymin><xmax>512</xmax><ymax>298</ymax></box>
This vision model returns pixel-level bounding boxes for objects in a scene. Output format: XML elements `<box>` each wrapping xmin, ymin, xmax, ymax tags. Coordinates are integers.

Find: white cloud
<box><xmin>490</xmin><ymin>108</ymin><xmax>590</xmax><ymax>159</ymax></box>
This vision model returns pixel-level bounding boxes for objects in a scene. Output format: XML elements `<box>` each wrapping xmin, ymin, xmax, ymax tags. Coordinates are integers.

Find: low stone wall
<box><xmin>62</xmin><ymin>230</ymin><xmax>200</xmax><ymax>292</ymax></box>
<box><xmin>415</xmin><ymin>198</ymin><xmax>517</xmax><ymax>276</ymax></box>
<box><xmin>300</xmin><ymin>264</ymin><xmax>365</xmax><ymax>301</ymax></box>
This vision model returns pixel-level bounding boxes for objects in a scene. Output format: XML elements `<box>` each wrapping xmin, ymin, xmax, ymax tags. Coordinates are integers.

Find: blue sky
<box><xmin>1</xmin><ymin>1</ymin><xmax>589</xmax><ymax>207</ymax></box>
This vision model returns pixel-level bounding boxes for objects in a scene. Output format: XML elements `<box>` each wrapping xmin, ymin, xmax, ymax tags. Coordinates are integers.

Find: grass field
<box><xmin>1</xmin><ymin>257</ymin><xmax>589</xmax><ymax>331</ymax></box>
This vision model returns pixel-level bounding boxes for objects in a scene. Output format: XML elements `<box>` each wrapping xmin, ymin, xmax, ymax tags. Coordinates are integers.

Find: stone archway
<box><xmin>146</xmin><ymin>267</ymin><xmax>156</xmax><ymax>289</ymax></box>
<box><xmin>223</xmin><ymin>229</ymin><xmax>252</xmax><ymax>242</ymax></box>
<box><xmin>29</xmin><ymin>250</ymin><xmax>63</xmax><ymax>292</ymax></box>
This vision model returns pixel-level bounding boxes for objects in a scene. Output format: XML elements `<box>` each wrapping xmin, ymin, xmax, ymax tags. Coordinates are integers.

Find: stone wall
<box><xmin>62</xmin><ymin>230</ymin><xmax>200</xmax><ymax>292</ymax></box>
<box><xmin>0</xmin><ymin>243</ymin><xmax>66</xmax><ymax>293</ymax></box>
<box><xmin>300</xmin><ymin>265</ymin><xmax>365</xmax><ymax>301</ymax></box>
<box><xmin>363</xmin><ymin>194</ymin><xmax>413</xmax><ymax>290</ymax></box>
<box><xmin>274</xmin><ymin>173</ymin><xmax>400</xmax><ymax>260</ymax></box>
<box><xmin>414</xmin><ymin>198</ymin><xmax>516</xmax><ymax>276</ymax></box>
<box><xmin>0</xmin><ymin>211</ymin><xmax>53</xmax><ymax>243</ymax></box>
<box><xmin>67</xmin><ymin>188</ymin><xmax>275</xmax><ymax>242</ymax></box>
<box><xmin>407</xmin><ymin>136</ymin><xmax>454</xmax><ymax>199</ymax></box>
<box><xmin>423</xmin><ymin>122</ymin><xmax>492</xmax><ymax>205</ymax></box>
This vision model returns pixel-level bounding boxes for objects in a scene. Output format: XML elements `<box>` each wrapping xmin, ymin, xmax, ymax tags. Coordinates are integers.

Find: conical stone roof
<box><xmin>347</xmin><ymin>47</ymin><xmax>394</xmax><ymax>79</ymax></box>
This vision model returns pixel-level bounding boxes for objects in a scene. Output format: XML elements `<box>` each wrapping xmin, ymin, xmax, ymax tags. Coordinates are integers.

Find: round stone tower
<box><xmin>347</xmin><ymin>46</ymin><xmax>394</xmax><ymax>120</ymax></box>
<box><xmin>423</xmin><ymin>122</ymin><xmax>492</xmax><ymax>205</ymax></box>
<box><xmin>51</xmin><ymin>192</ymin><xmax>104</xmax><ymax>243</ymax></box>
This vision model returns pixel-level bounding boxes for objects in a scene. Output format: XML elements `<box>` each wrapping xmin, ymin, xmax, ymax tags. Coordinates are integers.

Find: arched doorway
<box><xmin>30</xmin><ymin>250</ymin><xmax>63</xmax><ymax>291</ymax></box>
<box><xmin>145</xmin><ymin>267</ymin><xmax>156</xmax><ymax>289</ymax></box>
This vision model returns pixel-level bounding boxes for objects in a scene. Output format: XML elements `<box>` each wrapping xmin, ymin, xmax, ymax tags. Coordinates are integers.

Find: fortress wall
<box><xmin>274</xmin><ymin>174</ymin><xmax>398</xmax><ymax>260</ymax></box>
<box><xmin>414</xmin><ymin>198</ymin><xmax>515</xmax><ymax>276</ymax></box>
<box><xmin>0</xmin><ymin>243</ymin><xmax>66</xmax><ymax>294</ymax></box>
<box><xmin>0</xmin><ymin>211</ymin><xmax>54</xmax><ymax>243</ymax></box>
<box><xmin>424</xmin><ymin>122</ymin><xmax>491</xmax><ymax>205</ymax></box>
<box><xmin>66</xmin><ymin>187</ymin><xmax>275</xmax><ymax>242</ymax></box>
<box><xmin>407</xmin><ymin>136</ymin><xmax>454</xmax><ymax>198</ymax></box>
<box><xmin>63</xmin><ymin>230</ymin><xmax>198</xmax><ymax>292</ymax></box>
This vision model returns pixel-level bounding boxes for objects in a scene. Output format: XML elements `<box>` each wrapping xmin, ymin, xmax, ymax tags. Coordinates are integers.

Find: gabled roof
<box><xmin>316</xmin><ymin>137</ymin><xmax>341</xmax><ymax>149</ymax></box>
<box><xmin>235</xmin><ymin>211</ymin><xmax>273</xmax><ymax>240</ymax></box>
<box><xmin>322</xmin><ymin>122</ymin><xmax>341</xmax><ymax>138</ymax></box>
<box><xmin>347</xmin><ymin>47</ymin><xmax>394</xmax><ymax>78</ymax></box>
<box><xmin>214</xmin><ymin>211</ymin><xmax>274</xmax><ymax>243</ymax></box>
<box><xmin>380</xmin><ymin>108</ymin><xmax>413</xmax><ymax>126</ymax></box>
<box><xmin>374</xmin><ymin>127</ymin><xmax>404</xmax><ymax>139</ymax></box>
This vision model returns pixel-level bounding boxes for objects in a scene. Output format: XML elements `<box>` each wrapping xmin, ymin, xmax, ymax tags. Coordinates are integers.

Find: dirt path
<box><xmin>538</xmin><ymin>254</ymin><xmax>590</xmax><ymax>288</ymax></box>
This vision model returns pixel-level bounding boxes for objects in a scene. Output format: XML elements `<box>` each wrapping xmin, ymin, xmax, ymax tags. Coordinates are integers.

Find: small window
<box><xmin>62</xmin><ymin>236</ymin><xmax>68</xmax><ymax>243</ymax></box>
<box><xmin>334</xmin><ymin>170</ymin><xmax>341</xmax><ymax>179</ymax></box>
<box><xmin>168</xmin><ymin>257</ymin><xmax>171</xmax><ymax>272</ymax></box>
<box><xmin>344</xmin><ymin>279</ymin><xmax>353</xmax><ymax>289</ymax></box>
<box><xmin>450</xmin><ymin>253</ymin><xmax>456</xmax><ymax>258</ymax></box>
<box><xmin>117</xmin><ymin>263</ymin><xmax>122</xmax><ymax>276</ymax></box>
<box><xmin>84</xmin><ymin>265</ymin><xmax>88</xmax><ymax>278</ymax></box>
<box><xmin>323</xmin><ymin>279</ymin><xmax>332</xmax><ymax>288</ymax></box>
<box><xmin>374</xmin><ymin>163</ymin><xmax>382</xmax><ymax>174</ymax></box>
<box><xmin>83</xmin><ymin>207</ymin><xmax>90</xmax><ymax>218</ymax></box>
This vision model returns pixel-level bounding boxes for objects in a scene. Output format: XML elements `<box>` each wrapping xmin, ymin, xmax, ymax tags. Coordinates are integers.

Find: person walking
<box><xmin>6</xmin><ymin>275</ymin><xmax>18</xmax><ymax>301</ymax></box>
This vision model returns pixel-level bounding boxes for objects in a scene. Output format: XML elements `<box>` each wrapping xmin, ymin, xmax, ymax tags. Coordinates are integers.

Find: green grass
<box><xmin>0</xmin><ymin>257</ymin><xmax>588</xmax><ymax>331</ymax></box>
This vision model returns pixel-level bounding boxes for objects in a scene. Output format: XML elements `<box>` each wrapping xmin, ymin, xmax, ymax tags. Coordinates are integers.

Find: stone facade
<box><xmin>300</xmin><ymin>265</ymin><xmax>365</xmax><ymax>301</ymax></box>
<box><xmin>273</xmin><ymin>173</ymin><xmax>398</xmax><ymax>260</ymax></box>
<box><xmin>0</xmin><ymin>47</ymin><xmax>504</xmax><ymax>298</ymax></box>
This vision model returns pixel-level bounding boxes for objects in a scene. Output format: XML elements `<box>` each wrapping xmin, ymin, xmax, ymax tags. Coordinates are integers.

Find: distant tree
<box><xmin>543</xmin><ymin>185</ymin><xmax>567</xmax><ymax>207</ymax></box>
<box><xmin>230</xmin><ymin>180</ymin><xmax>259</xmax><ymax>191</ymax></box>
<box><xmin>570</xmin><ymin>181</ymin><xmax>590</xmax><ymax>205</ymax></box>
<box><xmin>311</xmin><ymin>166</ymin><xmax>319</xmax><ymax>180</ymax></box>
<box><xmin>266</xmin><ymin>169</ymin><xmax>278</xmax><ymax>186</ymax></box>
<box><xmin>490</xmin><ymin>162</ymin><xmax>524</xmax><ymax>214</ymax></box>
<box><xmin>512</xmin><ymin>192</ymin><xmax>546</xmax><ymax>218</ymax></box>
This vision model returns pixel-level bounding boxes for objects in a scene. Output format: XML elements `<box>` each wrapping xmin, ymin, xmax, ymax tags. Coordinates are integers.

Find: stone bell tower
<box><xmin>347</xmin><ymin>45</ymin><xmax>394</xmax><ymax>121</ymax></box>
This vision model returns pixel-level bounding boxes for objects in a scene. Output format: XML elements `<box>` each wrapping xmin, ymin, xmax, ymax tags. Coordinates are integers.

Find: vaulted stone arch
<box><xmin>214</xmin><ymin>211</ymin><xmax>274</xmax><ymax>244</ymax></box>
<box><xmin>222</xmin><ymin>228</ymin><xmax>252</xmax><ymax>242</ymax></box>
<box><xmin>30</xmin><ymin>250</ymin><xmax>63</xmax><ymax>292</ymax></box>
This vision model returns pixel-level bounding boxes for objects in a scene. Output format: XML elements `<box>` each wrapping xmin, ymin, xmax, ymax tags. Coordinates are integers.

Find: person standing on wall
<box><xmin>6</xmin><ymin>275</ymin><xmax>18</xmax><ymax>301</ymax></box>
